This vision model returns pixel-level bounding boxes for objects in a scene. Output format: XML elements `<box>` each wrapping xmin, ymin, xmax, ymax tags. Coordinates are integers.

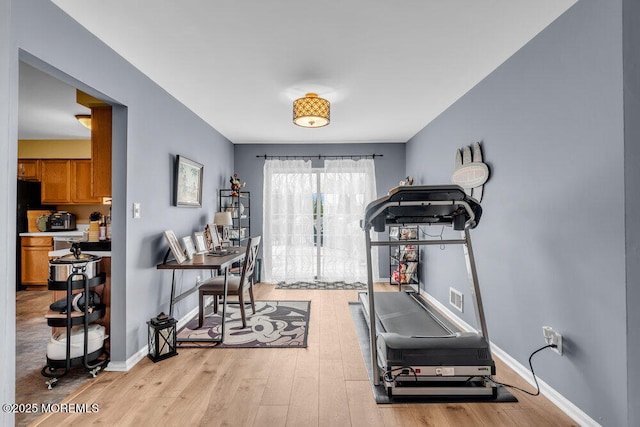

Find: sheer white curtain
<box><xmin>263</xmin><ymin>160</ymin><xmax>315</xmax><ymax>283</ymax></box>
<box><xmin>322</xmin><ymin>159</ymin><xmax>378</xmax><ymax>283</ymax></box>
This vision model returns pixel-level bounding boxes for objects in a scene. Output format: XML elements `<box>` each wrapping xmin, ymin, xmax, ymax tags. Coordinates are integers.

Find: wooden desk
<box><xmin>156</xmin><ymin>248</ymin><xmax>245</xmax><ymax>343</ymax></box>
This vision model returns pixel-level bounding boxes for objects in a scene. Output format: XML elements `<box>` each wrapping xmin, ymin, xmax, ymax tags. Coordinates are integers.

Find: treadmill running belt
<box><xmin>375</xmin><ymin>292</ymin><xmax>453</xmax><ymax>337</ymax></box>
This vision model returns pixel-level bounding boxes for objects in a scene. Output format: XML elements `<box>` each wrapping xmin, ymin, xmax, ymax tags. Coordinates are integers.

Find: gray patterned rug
<box><xmin>178</xmin><ymin>300</ymin><xmax>309</xmax><ymax>348</ymax></box>
<box><xmin>276</xmin><ymin>280</ymin><xmax>366</xmax><ymax>290</ymax></box>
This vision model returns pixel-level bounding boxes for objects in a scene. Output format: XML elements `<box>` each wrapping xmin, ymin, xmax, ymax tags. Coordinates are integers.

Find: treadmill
<box><xmin>360</xmin><ymin>185</ymin><xmax>497</xmax><ymax>398</ymax></box>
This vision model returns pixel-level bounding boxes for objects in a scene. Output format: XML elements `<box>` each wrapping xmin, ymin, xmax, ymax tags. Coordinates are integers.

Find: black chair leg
<box><xmin>238</xmin><ymin>292</ymin><xmax>246</xmax><ymax>328</ymax></box>
<box><xmin>198</xmin><ymin>291</ymin><xmax>204</xmax><ymax>328</ymax></box>
<box><xmin>249</xmin><ymin>283</ymin><xmax>256</xmax><ymax>314</ymax></box>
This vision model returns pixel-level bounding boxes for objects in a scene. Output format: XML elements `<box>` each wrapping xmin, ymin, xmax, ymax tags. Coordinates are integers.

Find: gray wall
<box><xmin>2</xmin><ymin>2</ymin><xmax>233</xmax><ymax>420</ymax></box>
<box><xmin>1</xmin><ymin>0</ymin><xmax>636</xmax><ymax>425</ymax></box>
<box><xmin>1</xmin><ymin>0</ymin><xmax>17</xmax><ymax>416</ymax></box>
<box><xmin>623</xmin><ymin>0</ymin><xmax>640</xmax><ymax>425</ymax></box>
<box><xmin>407</xmin><ymin>0</ymin><xmax>627</xmax><ymax>425</ymax></box>
<box><xmin>233</xmin><ymin>143</ymin><xmax>406</xmax><ymax>279</ymax></box>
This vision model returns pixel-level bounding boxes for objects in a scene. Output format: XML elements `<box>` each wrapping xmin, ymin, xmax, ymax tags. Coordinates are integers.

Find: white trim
<box><xmin>105</xmin><ymin>307</ymin><xmax>198</xmax><ymax>372</ymax></box>
<box><xmin>104</xmin><ymin>347</ymin><xmax>146</xmax><ymax>372</ymax></box>
<box><xmin>421</xmin><ymin>292</ymin><xmax>600</xmax><ymax>427</ymax></box>
<box><xmin>177</xmin><ymin>306</ymin><xmax>199</xmax><ymax>330</ymax></box>
<box><xmin>490</xmin><ymin>344</ymin><xmax>600</xmax><ymax>427</ymax></box>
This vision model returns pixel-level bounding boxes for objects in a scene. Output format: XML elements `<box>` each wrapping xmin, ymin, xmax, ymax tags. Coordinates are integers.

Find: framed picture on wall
<box><xmin>174</xmin><ymin>155</ymin><xmax>203</xmax><ymax>207</ymax></box>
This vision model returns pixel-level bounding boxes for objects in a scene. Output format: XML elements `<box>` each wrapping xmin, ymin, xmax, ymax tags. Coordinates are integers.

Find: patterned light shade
<box><xmin>293</xmin><ymin>93</ymin><xmax>330</xmax><ymax>128</ymax></box>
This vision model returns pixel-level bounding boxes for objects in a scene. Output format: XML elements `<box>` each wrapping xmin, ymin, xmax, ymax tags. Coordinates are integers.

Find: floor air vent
<box><xmin>449</xmin><ymin>287</ymin><xmax>463</xmax><ymax>312</ymax></box>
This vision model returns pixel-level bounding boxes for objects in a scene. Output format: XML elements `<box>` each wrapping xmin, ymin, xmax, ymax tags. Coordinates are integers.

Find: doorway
<box><xmin>15</xmin><ymin>59</ymin><xmax>115</xmax><ymax>424</ymax></box>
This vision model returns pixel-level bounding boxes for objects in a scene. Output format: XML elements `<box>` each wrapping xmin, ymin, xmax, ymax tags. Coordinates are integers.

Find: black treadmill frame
<box><xmin>361</xmin><ymin>185</ymin><xmax>492</xmax><ymax>392</ymax></box>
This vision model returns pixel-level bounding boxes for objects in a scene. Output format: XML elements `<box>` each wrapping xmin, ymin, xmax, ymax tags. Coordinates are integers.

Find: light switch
<box><xmin>133</xmin><ymin>202</ymin><xmax>141</xmax><ymax>219</ymax></box>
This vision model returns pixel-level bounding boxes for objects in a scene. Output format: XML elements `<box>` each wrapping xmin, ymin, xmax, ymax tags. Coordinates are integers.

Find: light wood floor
<box><xmin>31</xmin><ymin>283</ymin><xmax>577</xmax><ymax>426</ymax></box>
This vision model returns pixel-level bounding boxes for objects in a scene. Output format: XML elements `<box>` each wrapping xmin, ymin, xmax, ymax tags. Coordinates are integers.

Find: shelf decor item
<box><xmin>214</xmin><ymin>211</ymin><xmax>233</xmax><ymax>240</ymax></box>
<box><xmin>147</xmin><ymin>312</ymin><xmax>178</xmax><ymax>362</ymax></box>
<box><xmin>229</xmin><ymin>173</ymin><xmax>245</xmax><ymax>196</ymax></box>
<box><xmin>174</xmin><ymin>155</ymin><xmax>203</xmax><ymax>207</ymax></box>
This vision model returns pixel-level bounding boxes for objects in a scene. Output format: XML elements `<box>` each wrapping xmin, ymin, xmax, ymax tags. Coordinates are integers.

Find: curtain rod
<box><xmin>256</xmin><ymin>154</ymin><xmax>383</xmax><ymax>160</ymax></box>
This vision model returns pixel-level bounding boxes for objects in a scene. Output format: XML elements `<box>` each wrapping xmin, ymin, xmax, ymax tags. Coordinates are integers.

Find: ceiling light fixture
<box><xmin>75</xmin><ymin>114</ymin><xmax>92</xmax><ymax>130</ymax></box>
<box><xmin>293</xmin><ymin>93</ymin><xmax>330</xmax><ymax>128</ymax></box>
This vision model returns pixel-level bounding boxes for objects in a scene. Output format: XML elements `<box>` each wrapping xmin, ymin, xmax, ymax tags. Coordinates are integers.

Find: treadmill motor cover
<box><xmin>377</xmin><ymin>332</ymin><xmax>494</xmax><ymax>370</ymax></box>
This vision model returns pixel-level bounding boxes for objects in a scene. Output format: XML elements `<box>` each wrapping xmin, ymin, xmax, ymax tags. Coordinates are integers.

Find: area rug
<box><xmin>348</xmin><ymin>302</ymin><xmax>517</xmax><ymax>404</ymax></box>
<box><xmin>178</xmin><ymin>300</ymin><xmax>310</xmax><ymax>348</ymax></box>
<box><xmin>276</xmin><ymin>280</ymin><xmax>366</xmax><ymax>290</ymax></box>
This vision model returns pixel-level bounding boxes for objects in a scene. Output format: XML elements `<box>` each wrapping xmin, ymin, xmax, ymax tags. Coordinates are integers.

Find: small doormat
<box><xmin>178</xmin><ymin>300</ymin><xmax>310</xmax><ymax>348</ymax></box>
<box><xmin>348</xmin><ymin>302</ymin><xmax>517</xmax><ymax>404</ymax></box>
<box><xmin>276</xmin><ymin>280</ymin><xmax>366</xmax><ymax>290</ymax></box>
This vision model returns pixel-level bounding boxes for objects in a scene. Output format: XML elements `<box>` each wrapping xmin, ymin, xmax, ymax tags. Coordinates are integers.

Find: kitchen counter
<box><xmin>48</xmin><ymin>249</ymin><xmax>111</xmax><ymax>258</ymax></box>
<box><xmin>19</xmin><ymin>223</ymin><xmax>90</xmax><ymax>238</ymax></box>
<box><xmin>19</xmin><ymin>231</ymin><xmax>85</xmax><ymax>237</ymax></box>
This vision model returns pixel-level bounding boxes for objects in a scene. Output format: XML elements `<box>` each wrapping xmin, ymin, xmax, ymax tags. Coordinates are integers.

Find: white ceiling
<box><xmin>22</xmin><ymin>0</ymin><xmax>576</xmax><ymax>144</ymax></box>
<box><xmin>18</xmin><ymin>62</ymin><xmax>91</xmax><ymax>140</ymax></box>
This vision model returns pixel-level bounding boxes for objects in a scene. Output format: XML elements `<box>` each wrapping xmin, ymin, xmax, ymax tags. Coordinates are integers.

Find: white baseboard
<box><xmin>177</xmin><ymin>306</ymin><xmax>199</xmax><ymax>331</ymax></box>
<box><xmin>105</xmin><ymin>307</ymin><xmax>199</xmax><ymax>372</ymax></box>
<box><xmin>105</xmin><ymin>347</ymin><xmax>147</xmax><ymax>372</ymax></box>
<box><xmin>421</xmin><ymin>292</ymin><xmax>600</xmax><ymax>427</ymax></box>
<box><xmin>489</xmin><ymin>344</ymin><xmax>600</xmax><ymax>427</ymax></box>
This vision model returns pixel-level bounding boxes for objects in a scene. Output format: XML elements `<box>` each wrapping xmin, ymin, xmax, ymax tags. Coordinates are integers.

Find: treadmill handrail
<box><xmin>362</xmin><ymin>185</ymin><xmax>481</xmax><ymax>232</ymax></box>
<box><xmin>363</xmin><ymin>200</ymin><xmax>476</xmax><ymax>230</ymax></box>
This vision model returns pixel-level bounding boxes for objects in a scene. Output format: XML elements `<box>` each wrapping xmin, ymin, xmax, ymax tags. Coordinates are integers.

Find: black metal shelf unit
<box><xmin>218</xmin><ymin>189</ymin><xmax>251</xmax><ymax>247</ymax></box>
<box><xmin>389</xmin><ymin>226</ymin><xmax>420</xmax><ymax>290</ymax></box>
<box><xmin>41</xmin><ymin>270</ymin><xmax>109</xmax><ymax>389</ymax></box>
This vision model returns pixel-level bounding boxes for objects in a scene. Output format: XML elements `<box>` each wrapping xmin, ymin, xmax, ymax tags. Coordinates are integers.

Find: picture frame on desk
<box><xmin>174</xmin><ymin>155</ymin><xmax>203</xmax><ymax>207</ymax></box>
<box><xmin>163</xmin><ymin>230</ymin><xmax>187</xmax><ymax>264</ymax></box>
<box><xmin>204</xmin><ymin>223</ymin><xmax>222</xmax><ymax>251</ymax></box>
<box><xmin>193</xmin><ymin>231</ymin><xmax>207</xmax><ymax>254</ymax></box>
<box><xmin>182</xmin><ymin>235</ymin><xmax>196</xmax><ymax>260</ymax></box>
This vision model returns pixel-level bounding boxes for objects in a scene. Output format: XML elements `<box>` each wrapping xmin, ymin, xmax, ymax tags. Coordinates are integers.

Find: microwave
<box><xmin>48</xmin><ymin>212</ymin><xmax>76</xmax><ymax>231</ymax></box>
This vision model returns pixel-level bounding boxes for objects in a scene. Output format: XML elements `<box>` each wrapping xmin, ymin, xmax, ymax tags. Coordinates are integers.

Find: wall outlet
<box><xmin>542</xmin><ymin>326</ymin><xmax>563</xmax><ymax>355</ymax></box>
<box><xmin>133</xmin><ymin>202</ymin><xmax>141</xmax><ymax>219</ymax></box>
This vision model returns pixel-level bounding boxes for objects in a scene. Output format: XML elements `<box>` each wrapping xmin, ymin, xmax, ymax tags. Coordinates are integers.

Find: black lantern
<box><xmin>147</xmin><ymin>312</ymin><xmax>178</xmax><ymax>362</ymax></box>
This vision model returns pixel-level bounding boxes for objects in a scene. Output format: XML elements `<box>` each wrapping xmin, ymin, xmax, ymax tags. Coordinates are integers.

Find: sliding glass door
<box><xmin>263</xmin><ymin>159</ymin><xmax>377</xmax><ymax>284</ymax></box>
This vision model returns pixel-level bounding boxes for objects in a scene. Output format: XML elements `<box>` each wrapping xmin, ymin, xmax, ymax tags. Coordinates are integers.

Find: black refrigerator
<box><xmin>16</xmin><ymin>180</ymin><xmax>51</xmax><ymax>290</ymax></box>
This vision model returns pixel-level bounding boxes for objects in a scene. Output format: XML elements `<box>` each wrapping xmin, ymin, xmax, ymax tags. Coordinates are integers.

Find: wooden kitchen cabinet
<box><xmin>17</xmin><ymin>159</ymin><xmax>40</xmax><ymax>181</ymax></box>
<box><xmin>21</xmin><ymin>236</ymin><xmax>53</xmax><ymax>290</ymax></box>
<box><xmin>41</xmin><ymin>160</ymin><xmax>71</xmax><ymax>203</ymax></box>
<box><xmin>41</xmin><ymin>159</ymin><xmax>103</xmax><ymax>204</ymax></box>
<box><xmin>91</xmin><ymin>106</ymin><xmax>112</xmax><ymax>198</ymax></box>
<box><xmin>71</xmin><ymin>159</ymin><xmax>102</xmax><ymax>203</ymax></box>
